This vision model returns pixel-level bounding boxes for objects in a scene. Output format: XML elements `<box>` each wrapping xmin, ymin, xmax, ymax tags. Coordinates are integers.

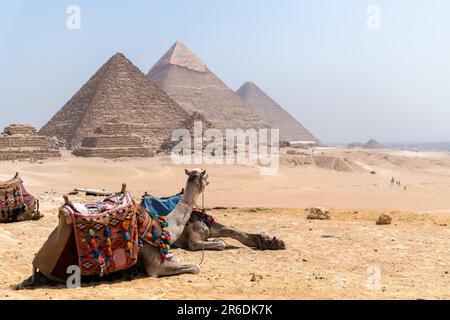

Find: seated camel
<box><xmin>17</xmin><ymin>169</ymin><xmax>208</xmax><ymax>289</ymax></box>
<box><xmin>174</xmin><ymin>209</ymin><xmax>286</xmax><ymax>251</ymax></box>
<box><xmin>142</xmin><ymin>190</ymin><xmax>285</xmax><ymax>251</ymax></box>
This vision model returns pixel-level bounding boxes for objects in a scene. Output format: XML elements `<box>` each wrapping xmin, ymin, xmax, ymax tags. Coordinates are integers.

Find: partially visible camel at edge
<box><xmin>17</xmin><ymin>168</ymin><xmax>209</xmax><ymax>289</ymax></box>
<box><xmin>0</xmin><ymin>172</ymin><xmax>42</xmax><ymax>223</ymax></box>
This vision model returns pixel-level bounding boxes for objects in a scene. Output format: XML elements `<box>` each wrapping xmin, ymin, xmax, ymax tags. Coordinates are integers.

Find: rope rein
<box><xmin>199</xmin><ymin>189</ymin><xmax>206</xmax><ymax>265</ymax></box>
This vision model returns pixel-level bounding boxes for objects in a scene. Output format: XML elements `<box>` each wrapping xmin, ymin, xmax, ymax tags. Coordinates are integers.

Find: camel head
<box><xmin>257</xmin><ymin>233</ymin><xmax>286</xmax><ymax>250</ymax></box>
<box><xmin>185</xmin><ymin>168</ymin><xmax>209</xmax><ymax>193</ymax></box>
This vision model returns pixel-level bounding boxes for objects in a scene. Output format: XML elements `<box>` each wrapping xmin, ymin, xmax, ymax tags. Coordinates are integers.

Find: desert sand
<box><xmin>1</xmin><ymin>148</ymin><xmax>450</xmax><ymax>299</ymax></box>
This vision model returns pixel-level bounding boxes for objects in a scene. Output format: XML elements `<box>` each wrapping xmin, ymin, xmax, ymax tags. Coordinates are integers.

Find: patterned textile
<box><xmin>191</xmin><ymin>208</ymin><xmax>215</xmax><ymax>226</ymax></box>
<box><xmin>0</xmin><ymin>176</ymin><xmax>38</xmax><ymax>221</ymax></box>
<box><xmin>69</xmin><ymin>193</ymin><xmax>139</xmax><ymax>277</ymax></box>
<box><xmin>138</xmin><ymin>193</ymin><xmax>182</xmax><ymax>260</ymax></box>
<box><xmin>137</xmin><ymin>205</ymin><xmax>173</xmax><ymax>260</ymax></box>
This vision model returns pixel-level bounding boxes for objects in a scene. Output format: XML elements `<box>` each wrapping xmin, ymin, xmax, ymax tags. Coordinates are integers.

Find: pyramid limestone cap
<box><xmin>151</xmin><ymin>41</ymin><xmax>206</xmax><ymax>73</ymax></box>
<box><xmin>241</xmin><ymin>81</ymin><xmax>257</xmax><ymax>88</ymax></box>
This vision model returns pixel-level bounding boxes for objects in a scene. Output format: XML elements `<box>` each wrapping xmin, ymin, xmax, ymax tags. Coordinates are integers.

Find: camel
<box><xmin>174</xmin><ymin>210</ymin><xmax>286</xmax><ymax>251</ymax></box>
<box><xmin>0</xmin><ymin>172</ymin><xmax>42</xmax><ymax>223</ymax></box>
<box><xmin>17</xmin><ymin>168</ymin><xmax>208</xmax><ymax>289</ymax></box>
<box><xmin>138</xmin><ymin>168</ymin><xmax>208</xmax><ymax>277</ymax></box>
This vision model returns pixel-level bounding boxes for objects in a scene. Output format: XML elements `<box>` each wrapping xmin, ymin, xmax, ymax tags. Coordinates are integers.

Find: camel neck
<box><xmin>165</xmin><ymin>181</ymin><xmax>201</xmax><ymax>241</ymax></box>
<box><xmin>182</xmin><ymin>181</ymin><xmax>201</xmax><ymax>206</ymax></box>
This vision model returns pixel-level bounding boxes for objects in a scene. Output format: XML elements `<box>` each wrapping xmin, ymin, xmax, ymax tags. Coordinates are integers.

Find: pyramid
<box><xmin>363</xmin><ymin>139</ymin><xmax>381</xmax><ymax>149</ymax></box>
<box><xmin>147</xmin><ymin>42</ymin><xmax>269</xmax><ymax>131</ymax></box>
<box><xmin>39</xmin><ymin>53</ymin><xmax>189</xmax><ymax>151</ymax></box>
<box><xmin>0</xmin><ymin>124</ymin><xmax>60</xmax><ymax>161</ymax></box>
<box><xmin>159</xmin><ymin>111</ymin><xmax>214</xmax><ymax>153</ymax></box>
<box><xmin>237</xmin><ymin>82</ymin><xmax>319</xmax><ymax>143</ymax></box>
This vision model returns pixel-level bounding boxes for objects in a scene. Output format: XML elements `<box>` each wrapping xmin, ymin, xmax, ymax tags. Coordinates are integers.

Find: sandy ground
<box><xmin>1</xmin><ymin>149</ymin><xmax>450</xmax><ymax>299</ymax></box>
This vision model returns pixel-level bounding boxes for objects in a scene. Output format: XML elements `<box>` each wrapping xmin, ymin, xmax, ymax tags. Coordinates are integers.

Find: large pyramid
<box><xmin>147</xmin><ymin>42</ymin><xmax>269</xmax><ymax>131</ymax></box>
<box><xmin>40</xmin><ymin>53</ymin><xmax>189</xmax><ymax>150</ymax></box>
<box><xmin>237</xmin><ymin>82</ymin><xmax>319</xmax><ymax>142</ymax></box>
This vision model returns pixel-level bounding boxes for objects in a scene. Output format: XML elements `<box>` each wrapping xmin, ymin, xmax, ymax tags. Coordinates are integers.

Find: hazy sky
<box><xmin>1</xmin><ymin>0</ymin><xmax>449</xmax><ymax>143</ymax></box>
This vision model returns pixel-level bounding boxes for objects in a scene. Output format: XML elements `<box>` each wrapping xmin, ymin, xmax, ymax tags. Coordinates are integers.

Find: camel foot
<box><xmin>223</xmin><ymin>240</ymin><xmax>239</xmax><ymax>250</ymax></box>
<box><xmin>180</xmin><ymin>264</ymin><xmax>200</xmax><ymax>275</ymax></box>
<box><xmin>15</xmin><ymin>277</ymin><xmax>34</xmax><ymax>290</ymax></box>
<box><xmin>147</xmin><ymin>263</ymin><xmax>200</xmax><ymax>277</ymax></box>
<box><xmin>34</xmin><ymin>210</ymin><xmax>44</xmax><ymax>220</ymax></box>
<box><xmin>15</xmin><ymin>269</ymin><xmax>58</xmax><ymax>289</ymax></box>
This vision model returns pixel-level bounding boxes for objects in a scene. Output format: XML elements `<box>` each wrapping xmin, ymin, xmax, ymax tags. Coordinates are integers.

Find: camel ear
<box><xmin>200</xmin><ymin>170</ymin><xmax>206</xmax><ymax>178</ymax></box>
<box><xmin>185</xmin><ymin>169</ymin><xmax>191</xmax><ymax>176</ymax></box>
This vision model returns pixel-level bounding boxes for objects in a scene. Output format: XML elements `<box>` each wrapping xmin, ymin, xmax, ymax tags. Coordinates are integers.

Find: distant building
<box><xmin>289</xmin><ymin>140</ymin><xmax>317</xmax><ymax>148</ymax></box>
<box><xmin>347</xmin><ymin>139</ymin><xmax>382</xmax><ymax>149</ymax></box>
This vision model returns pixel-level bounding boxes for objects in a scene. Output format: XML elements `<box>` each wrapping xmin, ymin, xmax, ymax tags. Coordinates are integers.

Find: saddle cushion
<box><xmin>69</xmin><ymin>193</ymin><xmax>139</xmax><ymax>277</ymax></box>
<box><xmin>141</xmin><ymin>194</ymin><xmax>182</xmax><ymax>217</ymax></box>
<box><xmin>138</xmin><ymin>193</ymin><xmax>183</xmax><ymax>260</ymax></box>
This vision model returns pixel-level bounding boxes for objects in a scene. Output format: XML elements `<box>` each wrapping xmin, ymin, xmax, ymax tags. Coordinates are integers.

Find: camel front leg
<box><xmin>188</xmin><ymin>238</ymin><xmax>237</xmax><ymax>251</ymax></box>
<box><xmin>154</xmin><ymin>261</ymin><xmax>200</xmax><ymax>277</ymax></box>
<box><xmin>208</xmin><ymin>221</ymin><xmax>286</xmax><ymax>250</ymax></box>
<box><xmin>140</xmin><ymin>243</ymin><xmax>200</xmax><ymax>277</ymax></box>
<box><xmin>145</xmin><ymin>257</ymin><xmax>200</xmax><ymax>277</ymax></box>
<box><xmin>208</xmin><ymin>222</ymin><xmax>260</xmax><ymax>248</ymax></box>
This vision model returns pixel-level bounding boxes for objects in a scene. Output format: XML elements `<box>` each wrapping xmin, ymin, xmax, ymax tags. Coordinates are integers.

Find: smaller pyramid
<box><xmin>0</xmin><ymin>124</ymin><xmax>60</xmax><ymax>161</ymax></box>
<box><xmin>363</xmin><ymin>139</ymin><xmax>381</xmax><ymax>149</ymax></box>
<box><xmin>237</xmin><ymin>82</ymin><xmax>319</xmax><ymax>143</ymax></box>
<box><xmin>72</xmin><ymin>123</ymin><xmax>153</xmax><ymax>158</ymax></box>
<box><xmin>159</xmin><ymin>112</ymin><xmax>213</xmax><ymax>153</ymax></box>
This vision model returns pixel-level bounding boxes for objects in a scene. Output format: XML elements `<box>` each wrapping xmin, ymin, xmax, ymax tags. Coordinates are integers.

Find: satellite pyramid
<box><xmin>147</xmin><ymin>42</ymin><xmax>268</xmax><ymax>131</ymax></box>
<box><xmin>237</xmin><ymin>81</ymin><xmax>319</xmax><ymax>142</ymax></box>
<box><xmin>0</xmin><ymin>124</ymin><xmax>60</xmax><ymax>161</ymax></box>
<box><xmin>159</xmin><ymin>111</ymin><xmax>214</xmax><ymax>153</ymax></box>
<box><xmin>40</xmin><ymin>53</ymin><xmax>189</xmax><ymax>151</ymax></box>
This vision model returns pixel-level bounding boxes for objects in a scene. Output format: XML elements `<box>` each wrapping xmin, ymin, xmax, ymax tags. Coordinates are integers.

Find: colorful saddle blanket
<box><xmin>68</xmin><ymin>193</ymin><xmax>139</xmax><ymax>277</ymax></box>
<box><xmin>138</xmin><ymin>193</ymin><xmax>215</xmax><ymax>259</ymax></box>
<box><xmin>0</xmin><ymin>175</ymin><xmax>38</xmax><ymax>221</ymax></box>
<box><xmin>137</xmin><ymin>193</ymin><xmax>183</xmax><ymax>261</ymax></box>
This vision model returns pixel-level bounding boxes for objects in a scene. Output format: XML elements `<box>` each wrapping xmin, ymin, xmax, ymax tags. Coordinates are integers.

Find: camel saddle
<box><xmin>33</xmin><ymin>191</ymin><xmax>181</xmax><ymax>282</ymax></box>
<box><xmin>0</xmin><ymin>174</ymin><xmax>39</xmax><ymax>222</ymax></box>
<box><xmin>67</xmin><ymin>192</ymin><xmax>140</xmax><ymax>277</ymax></box>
